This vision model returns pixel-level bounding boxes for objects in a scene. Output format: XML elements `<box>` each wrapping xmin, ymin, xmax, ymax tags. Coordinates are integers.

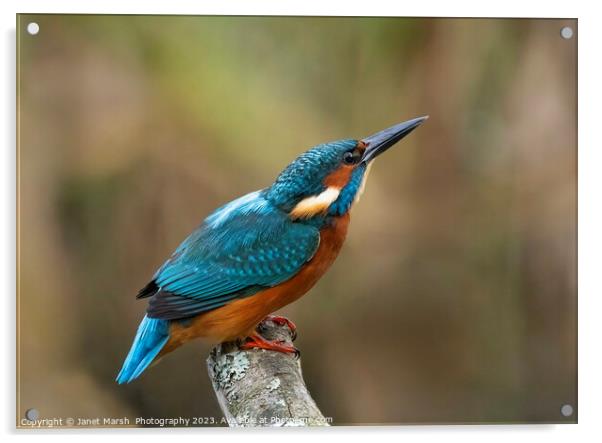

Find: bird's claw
<box><xmin>274</xmin><ymin>338</ymin><xmax>300</xmax><ymax>359</ymax></box>
<box><xmin>239</xmin><ymin>333</ymin><xmax>299</xmax><ymax>357</ymax></box>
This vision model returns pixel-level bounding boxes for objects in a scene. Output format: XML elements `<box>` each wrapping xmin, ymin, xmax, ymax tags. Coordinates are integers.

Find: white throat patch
<box><xmin>353</xmin><ymin>161</ymin><xmax>373</xmax><ymax>205</ymax></box>
<box><xmin>290</xmin><ymin>186</ymin><xmax>341</xmax><ymax>219</ymax></box>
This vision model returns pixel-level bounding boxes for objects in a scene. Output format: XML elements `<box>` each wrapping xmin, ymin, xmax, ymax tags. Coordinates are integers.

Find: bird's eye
<box><xmin>343</xmin><ymin>149</ymin><xmax>361</xmax><ymax>165</ymax></box>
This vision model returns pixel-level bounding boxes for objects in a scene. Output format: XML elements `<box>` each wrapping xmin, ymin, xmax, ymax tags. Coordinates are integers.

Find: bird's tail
<box><xmin>116</xmin><ymin>315</ymin><xmax>170</xmax><ymax>384</ymax></box>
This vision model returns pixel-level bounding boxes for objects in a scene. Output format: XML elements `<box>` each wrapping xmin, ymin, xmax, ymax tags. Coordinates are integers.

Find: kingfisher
<box><xmin>117</xmin><ymin>116</ymin><xmax>427</xmax><ymax>384</ymax></box>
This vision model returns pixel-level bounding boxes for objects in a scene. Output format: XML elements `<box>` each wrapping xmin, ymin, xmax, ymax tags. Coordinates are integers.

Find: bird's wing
<box><xmin>141</xmin><ymin>191</ymin><xmax>320</xmax><ymax>320</ymax></box>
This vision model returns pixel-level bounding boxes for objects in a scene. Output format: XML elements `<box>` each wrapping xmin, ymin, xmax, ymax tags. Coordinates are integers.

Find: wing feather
<box><xmin>142</xmin><ymin>191</ymin><xmax>320</xmax><ymax>320</ymax></box>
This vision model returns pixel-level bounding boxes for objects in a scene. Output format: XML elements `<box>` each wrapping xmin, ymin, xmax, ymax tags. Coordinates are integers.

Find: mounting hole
<box><xmin>560</xmin><ymin>26</ymin><xmax>573</xmax><ymax>40</ymax></box>
<box><xmin>25</xmin><ymin>408</ymin><xmax>39</xmax><ymax>421</ymax></box>
<box><xmin>560</xmin><ymin>404</ymin><xmax>574</xmax><ymax>417</ymax></box>
<box><xmin>27</xmin><ymin>22</ymin><xmax>39</xmax><ymax>35</ymax></box>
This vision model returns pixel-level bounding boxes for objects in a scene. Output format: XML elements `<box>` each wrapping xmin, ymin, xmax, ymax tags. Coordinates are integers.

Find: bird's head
<box><xmin>266</xmin><ymin>116</ymin><xmax>428</xmax><ymax>220</ymax></box>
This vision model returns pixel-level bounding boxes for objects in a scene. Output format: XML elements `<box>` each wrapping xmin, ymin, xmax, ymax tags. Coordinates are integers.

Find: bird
<box><xmin>116</xmin><ymin>116</ymin><xmax>427</xmax><ymax>384</ymax></box>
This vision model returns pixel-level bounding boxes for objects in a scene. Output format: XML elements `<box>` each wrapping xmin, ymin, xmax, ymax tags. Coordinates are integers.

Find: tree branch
<box><xmin>206</xmin><ymin>320</ymin><xmax>329</xmax><ymax>427</ymax></box>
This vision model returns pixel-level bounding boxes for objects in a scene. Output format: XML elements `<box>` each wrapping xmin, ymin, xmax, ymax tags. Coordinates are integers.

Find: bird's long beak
<box><xmin>360</xmin><ymin>116</ymin><xmax>428</xmax><ymax>163</ymax></box>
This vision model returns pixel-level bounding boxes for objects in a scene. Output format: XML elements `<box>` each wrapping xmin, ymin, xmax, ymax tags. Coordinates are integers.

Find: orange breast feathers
<box><xmin>165</xmin><ymin>213</ymin><xmax>350</xmax><ymax>350</ymax></box>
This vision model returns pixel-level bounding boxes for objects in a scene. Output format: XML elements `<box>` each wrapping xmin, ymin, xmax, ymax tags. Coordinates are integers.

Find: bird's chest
<box><xmin>309</xmin><ymin>213</ymin><xmax>351</xmax><ymax>275</ymax></box>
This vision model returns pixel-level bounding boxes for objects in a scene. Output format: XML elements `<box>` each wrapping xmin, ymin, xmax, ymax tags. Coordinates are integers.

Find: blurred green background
<box><xmin>17</xmin><ymin>15</ymin><xmax>576</xmax><ymax>425</ymax></box>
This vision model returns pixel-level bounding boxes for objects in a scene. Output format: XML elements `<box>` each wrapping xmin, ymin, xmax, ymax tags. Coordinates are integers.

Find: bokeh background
<box><xmin>17</xmin><ymin>15</ymin><xmax>577</xmax><ymax>425</ymax></box>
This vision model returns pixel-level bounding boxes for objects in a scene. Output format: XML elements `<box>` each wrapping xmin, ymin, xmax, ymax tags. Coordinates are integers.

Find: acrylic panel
<box><xmin>16</xmin><ymin>15</ymin><xmax>577</xmax><ymax>427</ymax></box>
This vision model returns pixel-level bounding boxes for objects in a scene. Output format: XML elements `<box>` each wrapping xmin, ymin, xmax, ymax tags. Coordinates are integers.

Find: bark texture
<box><xmin>206</xmin><ymin>320</ymin><xmax>329</xmax><ymax>427</ymax></box>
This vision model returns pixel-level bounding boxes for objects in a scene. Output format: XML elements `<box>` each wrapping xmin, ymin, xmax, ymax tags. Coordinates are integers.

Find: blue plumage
<box><xmin>145</xmin><ymin>190</ymin><xmax>321</xmax><ymax>319</ymax></box>
<box><xmin>117</xmin><ymin>190</ymin><xmax>322</xmax><ymax>382</ymax></box>
<box><xmin>116</xmin><ymin>315</ymin><xmax>169</xmax><ymax>384</ymax></box>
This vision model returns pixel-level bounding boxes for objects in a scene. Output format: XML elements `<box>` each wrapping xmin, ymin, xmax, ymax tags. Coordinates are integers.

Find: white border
<box><xmin>3</xmin><ymin>1</ymin><xmax>601</xmax><ymax>442</ymax></box>
<box><xmin>1</xmin><ymin>0</ymin><xmax>586</xmax><ymax>18</ymax></box>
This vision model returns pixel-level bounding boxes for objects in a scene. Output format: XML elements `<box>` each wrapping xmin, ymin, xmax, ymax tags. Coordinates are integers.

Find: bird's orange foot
<box><xmin>260</xmin><ymin>315</ymin><xmax>297</xmax><ymax>341</ymax></box>
<box><xmin>239</xmin><ymin>333</ymin><xmax>300</xmax><ymax>358</ymax></box>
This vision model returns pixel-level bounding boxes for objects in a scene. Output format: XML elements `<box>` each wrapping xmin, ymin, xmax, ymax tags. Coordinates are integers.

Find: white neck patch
<box><xmin>290</xmin><ymin>186</ymin><xmax>341</xmax><ymax>219</ymax></box>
